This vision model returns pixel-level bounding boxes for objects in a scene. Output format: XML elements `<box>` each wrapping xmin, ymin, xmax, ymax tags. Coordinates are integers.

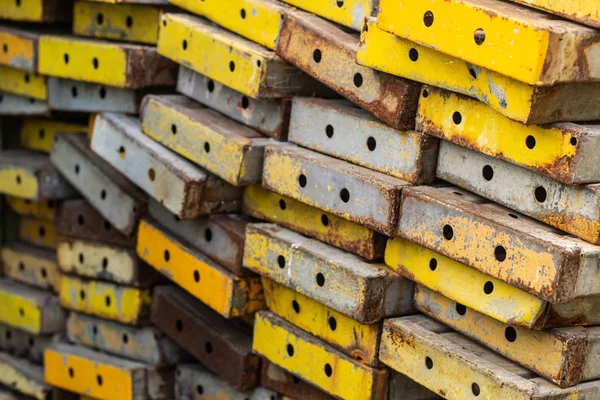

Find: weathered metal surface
<box><xmin>91</xmin><ymin>113</ymin><xmax>241</xmax><ymax>219</ymax></box>
<box><xmin>45</xmin><ymin>342</ymin><xmax>173</xmax><ymax>400</ymax></box>
<box><xmin>140</xmin><ymin>94</ymin><xmax>272</xmax><ymax>186</ymax></box>
<box><xmin>289</xmin><ymin>97</ymin><xmax>438</xmax><ymax>183</ymax></box>
<box><xmin>67</xmin><ymin>312</ymin><xmax>188</xmax><ymax>367</ymax></box>
<box><xmin>1</xmin><ymin>241</ymin><xmax>60</xmax><ymax>292</ymax></box>
<box><xmin>151</xmin><ymin>285</ymin><xmax>260</xmax><ymax>391</ymax></box>
<box><xmin>0</xmin><ymin>26</ymin><xmax>39</xmax><ymax>72</ymax></box>
<box><xmin>415</xmin><ymin>285</ymin><xmax>600</xmax><ymax>387</ymax></box>
<box><xmin>0</xmin><ymin>279</ymin><xmax>65</xmax><ymax>334</ymax></box>
<box><xmin>59</xmin><ymin>275</ymin><xmax>152</xmax><ymax>326</ymax></box>
<box><xmin>0</xmin><ymin>150</ymin><xmax>74</xmax><ymax>200</ymax></box>
<box><xmin>388</xmin><ymin>371</ymin><xmax>442</xmax><ymax>400</ymax></box>
<box><xmin>5</xmin><ymin>196</ymin><xmax>57</xmax><ymax>221</ymax></box>
<box><xmin>276</xmin><ymin>9</ymin><xmax>420</xmax><ymax>130</ymax></box>
<box><xmin>254</xmin><ymin>311</ymin><xmax>388</xmax><ymax>400</ymax></box>
<box><xmin>19</xmin><ymin>217</ymin><xmax>57</xmax><ymax>249</ymax></box>
<box><xmin>357</xmin><ymin>18</ymin><xmax>600</xmax><ymax>125</ymax></box>
<box><xmin>0</xmin><ymin>323</ymin><xmax>57</xmax><ymax>363</ymax></box>
<box><xmin>242</xmin><ymin>184</ymin><xmax>386</xmax><ymax>260</ymax></box>
<box><xmin>51</xmin><ymin>132</ymin><xmax>147</xmax><ymax>237</ymax></box>
<box><xmin>418</xmin><ymin>87</ymin><xmax>600</xmax><ymax>185</ymax></box>
<box><xmin>138</xmin><ymin>219</ymin><xmax>264</xmax><ymax>318</ymax></box>
<box><xmin>149</xmin><ymin>199</ymin><xmax>250</xmax><ymax>275</ymax></box>
<box><xmin>507</xmin><ymin>0</ymin><xmax>600</xmax><ymax>29</ymax></box>
<box><xmin>177</xmin><ymin>66</ymin><xmax>291</xmax><ymax>140</ymax></box>
<box><xmin>57</xmin><ymin>237</ymin><xmax>161</xmax><ymax>287</ymax></box>
<box><xmin>437</xmin><ymin>141</ymin><xmax>600</xmax><ymax>245</ymax></box>
<box><xmin>262</xmin><ymin>143</ymin><xmax>409</xmax><ymax>235</ymax></box>
<box><xmin>56</xmin><ymin>199</ymin><xmax>136</xmax><ymax>247</ymax></box>
<box><xmin>0</xmin><ymin>0</ymin><xmax>72</xmax><ymax>22</ymax></box>
<box><xmin>38</xmin><ymin>34</ymin><xmax>177</xmax><ymax>88</ymax></box>
<box><xmin>20</xmin><ymin>118</ymin><xmax>86</xmax><ymax>153</ymax></box>
<box><xmin>0</xmin><ymin>351</ymin><xmax>50</xmax><ymax>400</ymax></box>
<box><xmin>0</xmin><ymin>65</ymin><xmax>46</xmax><ymax>100</ymax></box>
<box><xmin>386</xmin><ymin>236</ymin><xmax>600</xmax><ymax>329</ymax></box>
<box><xmin>377</xmin><ymin>0</ymin><xmax>600</xmax><ymax>86</ymax></box>
<box><xmin>262</xmin><ymin>277</ymin><xmax>382</xmax><ymax>367</ymax></box>
<box><xmin>176</xmin><ymin>364</ymin><xmax>277</xmax><ymax>400</ymax></box>
<box><xmin>0</xmin><ymin>92</ymin><xmax>49</xmax><ymax>116</ymax></box>
<box><xmin>165</xmin><ymin>0</ymin><xmax>288</xmax><ymax>50</ymax></box>
<box><xmin>158</xmin><ymin>13</ymin><xmax>330</xmax><ymax>100</ymax></box>
<box><xmin>243</xmin><ymin>223</ymin><xmax>413</xmax><ymax>324</ymax></box>
<box><xmin>47</xmin><ymin>77</ymin><xmax>150</xmax><ymax>114</ymax></box>
<box><xmin>398</xmin><ymin>185</ymin><xmax>600</xmax><ymax>303</ymax></box>
<box><xmin>281</xmin><ymin>0</ymin><xmax>377</xmax><ymax>31</ymax></box>
<box><xmin>260</xmin><ymin>360</ymin><xmax>335</xmax><ymax>400</ymax></box>
<box><xmin>73</xmin><ymin>1</ymin><xmax>164</xmax><ymax>44</ymax></box>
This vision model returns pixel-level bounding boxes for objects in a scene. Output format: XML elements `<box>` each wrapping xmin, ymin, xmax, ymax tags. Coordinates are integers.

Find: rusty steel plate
<box><xmin>176</xmin><ymin>66</ymin><xmax>291</xmax><ymax>140</ymax></box>
<box><xmin>151</xmin><ymin>285</ymin><xmax>260</xmax><ymax>391</ymax></box>
<box><xmin>436</xmin><ymin>141</ymin><xmax>600</xmax><ymax>245</ymax></box>
<box><xmin>262</xmin><ymin>143</ymin><xmax>410</xmax><ymax>235</ymax></box>
<box><xmin>415</xmin><ymin>285</ymin><xmax>600</xmax><ymax>388</ymax></box>
<box><xmin>51</xmin><ymin>133</ymin><xmax>148</xmax><ymax>237</ymax></box>
<box><xmin>276</xmin><ymin>9</ymin><xmax>420</xmax><ymax>130</ymax></box>
<box><xmin>91</xmin><ymin>113</ymin><xmax>241</xmax><ymax>219</ymax></box>
<box><xmin>149</xmin><ymin>199</ymin><xmax>250</xmax><ymax>275</ymax></box>
<box><xmin>241</xmin><ymin>184</ymin><xmax>386</xmax><ymax>260</ymax></box>
<box><xmin>417</xmin><ymin>87</ymin><xmax>600</xmax><ymax>185</ymax></box>
<box><xmin>243</xmin><ymin>223</ymin><xmax>413</xmax><ymax>324</ymax></box>
<box><xmin>397</xmin><ymin>185</ymin><xmax>600</xmax><ymax>303</ymax></box>
<box><xmin>56</xmin><ymin>199</ymin><xmax>136</xmax><ymax>247</ymax></box>
<box><xmin>140</xmin><ymin>94</ymin><xmax>272</xmax><ymax>186</ymax></box>
<box><xmin>289</xmin><ymin>97</ymin><xmax>438</xmax><ymax>184</ymax></box>
<box><xmin>1</xmin><ymin>241</ymin><xmax>60</xmax><ymax>292</ymax></box>
<box><xmin>67</xmin><ymin>312</ymin><xmax>188</xmax><ymax>367</ymax></box>
<box><xmin>254</xmin><ymin>311</ymin><xmax>389</xmax><ymax>400</ymax></box>
<box><xmin>280</xmin><ymin>0</ymin><xmax>377</xmax><ymax>31</ymax></box>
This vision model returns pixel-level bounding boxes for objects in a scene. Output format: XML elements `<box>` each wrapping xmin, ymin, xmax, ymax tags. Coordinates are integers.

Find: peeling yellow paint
<box><xmin>1</xmin><ymin>245</ymin><xmax>60</xmax><ymax>292</ymax></box>
<box><xmin>0</xmin><ymin>29</ymin><xmax>36</xmax><ymax>71</ymax></box>
<box><xmin>281</xmin><ymin>0</ymin><xmax>375</xmax><ymax>30</ymax></box>
<box><xmin>19</xmin><ymin>217</ymin><xmax>57</xmax><ymax>249</ymax></box>
<box><xmin>6</xmin><ymin>196</ymin><xmax>56</xmax><ymax>220</ymax></box>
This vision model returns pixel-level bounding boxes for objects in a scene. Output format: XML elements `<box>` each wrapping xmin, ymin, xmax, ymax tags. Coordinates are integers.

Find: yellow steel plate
<box><xmin>377</xmin><ymin>0</ymin><xmax>600</xmax><ymax>85</ymax></box>
<box><xmin>281</xmin><ymin>0</ymin><xmax>376</xmax><ymax>31</ymax></box>
<box><xmin>262</xmin><ymin>278</ymin><xmax>381</xmax><ymax>367</ymax></box>
<box><xmin>167</xmin><ymin>0</ymin><xmax>285</xmax><ymax>50</ymax></box>
<box><xmin>385</xmin><ymin>237</ymin><xmax>547</xmax><ymax>328</ymax></box>
<box><xmin>417</xmin><ymin>87</ymin><xmax>581</xmax><ymax>184</ymax></box>
<box><xmin>5</xmin><ymin>196</ymin><xmax>57</xmax><ymax>220</ymax></box>
<box><xmin>136</xmin><ymin>218</ymin><xmax>264</xmax><ymax>318</ymax></box>
<box><xmin>253</xmin><ymin>311</ymin><xmax>388</xmax><ymax>400</ymax></box>
<box><xmin>0</xmin><ymin>28</ymin><xmax>37</xmax><ymax>72</ymax></box>
<box><xmin>0</xmin><ymin>65</ymin><xmax>46</xmax><ymax>100</ymax></box>
<box><xmin>19</xmin><ymin>217</ymin><xmax>57</xmax><ymax>249</ymax></box>
<box><xmin>20</xmin><ymin>119</ymin><xmax>87</xmax><ymax>153</ymax></box>
<box><xmin>73</xmin><ymin>1</ymin><xmax>163</xmax><ymax>45</ymax></box>
<box><xmin>59</xmin><ymin>275</ymin><xmax>152</xmax><ymax>325</ymax></box>
<box><xmin>1</xmin><ymin>244</ymin><xmax>60</xmax><ymax>292</ymax></box>
<box><xmin>0</xmin><ymin>166</ymin><xmax>39</xmax><ymax>199</ymax></box>
<box><xmin>242</xmin><ymin>185</ymin><xmax>385</xmax><ymax>260</ymax></box>
<box><xmin>39</xmin><ymin>35</ymin><xmax>128</xmax><ymax>87</ymax></box>
<box><xmin>0</xmin><ymin>0</ymin><xmax>44</xmax><ymax>21</ymax></box>
<box><xmin>357</xmin><ymin>18</ymin><xmax>597</xmax><ymax>125</ymax></box>
<box><xmin>509</xmin><ymin>0</ymin><xmax>600</xmax><ymax>29</ymax></box>
<box><xmin>45</xmin><ymin>346</ymin><xmax>142</xmax><ymax>400</ymax></box>
<box><xmin>0</xmin><ymin>285</ymin><xmax>42</xmax><ymax>333</ymax></box>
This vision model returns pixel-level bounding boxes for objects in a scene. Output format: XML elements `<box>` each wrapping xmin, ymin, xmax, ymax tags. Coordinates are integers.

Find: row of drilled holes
<box><xmin>278</xmin><ymin>198</ymin><xmax>330</xmax><ymax>227</ymax></box>
<box><xmin>173</xmin><ymin>215</ymin><xmax>214</xmax><ymax>242</ymax></box>
<box><xmin>425</xmin><ymin>355</ymin><xmax>481</xmax><ymax>395</ymax></box>
<box><xmin>287</xmin><ymin>342</ymin><xmax>333</xmax><ymax>377</ymax></box>
<box><xmin>312</xmin><ymin>49</ymin><xmax>363</xmax><ymax>88</ymax></box>
<box><xmin>68</xmin><ymin>366</ymin><xmax>104</xmax><ymax>386</ymax></box>
<box><xmin>277</xmin><ymin>255</ymin><xmax>327</xmax><ymax>288</ymax></box>
<box><xmin>324</xmin><ymin>124</ymin><xmax>377</xmax><ymax>151</ymax></box>
<box><xmin>63</xmin><ymin>53</ymin><xmax>100</xmax><ymax>70</ymax></box>
<box><xmin>163</xmin><ymin>249</ymin><xmax>201</xmax><ymax>283</ymax></box>
<box><xmin>71</xmin><ymin>86</ymin><xmax>108</xmax><ymax>100</ymax></box>
<box><xmin>206</xmin><ymin>79</ymin><xmax>252</xmax><ymax>111</ymax></box>
<box><xmin>479</xmin><ymin>164</ymin><xmax>549</xmax><ymax>203</ymax></box>
<box><xmin>74</xmin><ymin>163</ymin><xmax>108</xmax><ymax>201</ymax></box>
<box><xmin>17</xmin><ymin>261</ymin><xmax>48</xmax><ymax>279</ymax></box>
<box><xmin>442</xmin><ymin>224</ymin><xmax>507</xmax><ymax>262</ymax></box>
<box><xmin>297</xmin><ymin>173</ymin><xmax>351</xmax><ymax>204</ymax></box>
<box><xmin>168</xmin><ymin>124</ymin><xmax>211</xmax><ymax>152</ymax></box>
<box><xmin>4</xmin><ymin>329</ymin><xmax>37</xmax><ymax>348</ymax></box>
<box><xmin>91</xmin><ymin>323</ymin><xmax>129</xmax><ymax>344</ymax></box>
<box><xmin>454</xmin><ymin>302</ymin><xmax>518</xmax><ymax>343</ymax></box>
<box><xmin>78</xmin><ymin>252</ymin><xmax>109</xmax><ymax>270</ymax></box>
<box><xmin>428</xmin><ymin>256</ymin><xmax>495</xmax><ymax>295</ymax></box>
<box><xmin>423</xmin><ymin>11</ymin><xmax>485</xmax><ymax>45</ymax></box>
<box><xmin>291</xmin><ymin>298</ymin><xmax>338</xmax><ymax>331</ymax></box>
<box><xmin>77</xmin><ymin>214</ymin><xmax>113</xmax><ymax>232</ymax></box>
<box><xmin>180</xmin><ymin>41</ymin><xmax>261</xmax><ymax>72</ymax></box>
<box><xmin>78</xmin><ymin>287</ymin><xmax>112</xmax><ymax>308</ymax></box>
<box><xmin>95</xmin><ymin>13</ymin><xmax>133</xmax><ymax>28</ymax></box>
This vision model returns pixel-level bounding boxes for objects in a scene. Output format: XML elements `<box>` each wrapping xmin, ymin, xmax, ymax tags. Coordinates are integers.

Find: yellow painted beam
<box><xmin>20</xmin><ymin>118</ymin><xmax>86</xmax><ymax>153</ymax></box>
<box><xmin>253</xmin><ymin>311</ymin><xmax>388</xmax><ymax>400</ymax></box>
<box><xmin>19</xmin><ymin>217</ymin><xmax>57</xmax><ymax>249</ymax></box>
<box><xmin>136</xmin><ymin>218</ymin><xmax>264</xmax><ymax>318</ymax></box>
<box><xmin>262</xmin><ymin>278</ymin><xmax>381</xmax><ymax>367</ymax></box>
<box><xmin>507</xmin><ymin>0</ymin><xmax>600</xmax><ymax>29</ymax></box>
<box><xmin>59</xmin><ymin>275</ymin><xmax>152</xmax><ymax>325</ymax></box>
<box><xmin>0</xmin><ymin>352</ymin><xmax>50</xmax><ymax>400</ymax></box>
<box><xmin>377</xmin><ymin>0</ymin><xmax>600</xmax><ymax>85</ymax></box>
<box><xmin>280</xmin><ymin>0</ymin><xmax>376</xmax><ymax>31</ymax></box>
<box><xmin>1</xmin><ymin>242</ymin><xmax>60</xmax><ymax>292</ymax></box>
<box><xmin>242</xmin><ymin>185</ymin><xmax>385</xmax><ymax>260</ymax></box>
<box><xmin>0</xmin><ymin>65</ymin><xmax>46</xmax><ymax>100</ymax></box>
<box><xmin>357</xmin><ymin>18</ymin><xmax>600</xmax><ymax>125</ymax></box>
<box><xmin>0</xmin><ymin>0</ymin><xmax>71</xmax><ymax>22</ymax></box>
<box><xmin>5</xmin><ymin>196</ymin><xmax>56</xmax><ymax>221</ymax></box>
<box><xmin>0</xmin><ymin>26</ymin><xmax>38</xmax><ymax>72</ymax></box>
<box><xmin>73</xmin><ymin>1</ymin><xmax>164</xmax><ymax>44</ymax></box>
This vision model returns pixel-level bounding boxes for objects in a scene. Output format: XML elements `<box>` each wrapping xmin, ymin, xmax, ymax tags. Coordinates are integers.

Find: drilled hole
<box><xmin>69</xmin><ymin>368</ymin><xmax>74</xmax><ymax>378</ymax></box>
<box><xmin>482</xmin><ymin>165</ymin><xmax>494</xmax><ymax>181</ymax></box>
<box><xmin>328</xmin><ymin>317</ymin><xmax>337</xmax><ymax>331</ymax></box>
<box><xmin>64</xmin><ymin>53</ymin><xmax>69</xmax><ymax>64</ymax></box>
<box><xmin>79</xmin><ymin>290</ymin><xmax>85</xmax><ymax>300</ymax></box>
<box><xmin>321</xmin><ymin>214</ymin><xmax>329</xmax><ymax>227</ymax></box>
<box><xmin>164</xmin><ymin>250</ymin><xmax>170</xmax><ymax>262</ymax></box>
<box><xmin>316</xmin><ymin>273</ymin><xmax>325</xmax><ymax>287</ymax></box>
<box><xmin>494</xmin><ymin>246</ymin><xmax>506</xmax><ymax>262</ymax></box>
<box><xmin>92</xmin><ymin>57</ymin><xmax>99</xmax><ymax>69</ymax></box>
<box><xmin>148</xmin><ymin>168</ymin><xmax>155</xmax><ymax>181</ymax></box>
<box><xmin>204</xmin><ymin>142</ymin><xmax>210</xmax><ymax>153</ymax></box>
<box><xmin>409</xmin><ymin>48</ymin><xmax>419</xmax><ymax>62</ymax></box>
<box><xmin>18</xmin><ymin>262</ymin><xmax>24</xmax><ymax>271</ymax></box>
<box><xmin>279</xmin><ymin>199</ymin><xmax>286</xmax><ymax>210</ymax></box>
<box><xmin>39</xmin><ymin>226</ymin><xmax>45</xmax><ymax>237</ymax></box>
<box><xmin>196</xmin><ymin>385</ymin><xmax>204</xmax><ymax>395</ymax></box>
<box><xmin>366</xmin><ymin>136</ymin><xmax>376</xmax><ymax>151</ymax></box>
<box><xmin>429</xmin><ymin>258</ymin><xmax>437</xmax><ymax>271</ymax></box>
<box><xmin>292</xmin><ymin>300</ymin><xmax>300</xmax><ymax>313</ymax></box>
<box><xmin>105</xmin><ymin>295</ymin><xmax>111</xmax><ymax>307</ymax></box>
<box><xmin>100</xmin><ymin>189</ymin><xmax>106</xmax><ymax>200</ymax></box>
<box><xmin>205</xmin><ymin>342</ymin><xmax>213</xmax><ymax>354</ymax></box>
<box><xmin>39</xmin><ymin>128</ymin><xmax>45</xmax><ymax>138</ymax></box>
<box><xmin>442</xmin><ymin>224</ymin><xmax>453</xmax><ymax>240</ymax></box>
<box><xmin>472</xmin><ymin>383</ymin><xmax>481</xmax><ymax>396</ymax></box>
<box><xmin>456</xmin><ymin>303</ymin><xmax>466</xmax><ymax>315</ymax></box>
<box><xmin>126</xmin><ymin>16</ymin><xmax>133</xmax><ymax>27</ymax></box>
<box><xmin>336</xmin><ymin>0</ymin><xmax>343</xmax><ymax>6</ymax></box>
<box><xmin>104</xmin><ymin>221</ymin><xmax>111</xmax><ymax>231</ymax></box>
<box><xmin>193</xmin><ymin>270</ymin><xmax>200</xmax><ymax>282</ymax></box>
<box><xmin>79</xmin><ymin>253</ymin><xmax>85</xmax><ymax>264</ymax></box>
<box><xmin>19</xmin><ymin>308</ymin><xmax>24</xmax><ymax>317</ymax></box>
<box><xmin>277</xmin><ymin>255</ymin><xmax>285</xmax><ymax>269</ymax></box>
<box><xmin>41</xmin><ymin>268</ymin><xmax>47</xmax><ymax>278</ymax></box>
<box><xmin>325</xmin><ymin>124</ymin><xmax>334</xmax><ymax>138</ymax></box>
<box><xmin>313</xmin><ymin>49</ymin><xmax>322</xmax><ymax>63</ymax></box>
<box><xmin>207</xmin><ymin>80</ymin><xmax>215</xmax><ymax>93</ymax></box>
<box><xmin>425</xmin><ymin>356</ymin><xmax>433</xmax><ymax>369</ymax></box>
<box><xmin>526</xmin><ymin>135</ymin><xmax>536</xmax><ymax>149</ymax></box>
<box><xmin>505</xmin><ymin>326</ymin><xmax>517</xmax><ymax>342</ymax></box>
<box><xmin>29</xmin><ymin>338</ymin><xmax>34</xmax><ymax>347</ymax></box>
<box><xmin>171</xmin><ymin>124</ymin><xmax>177</xmax><ymax>135</ymax></box>
<box><xmin>122</xmin><ymin>333</ymin><xmax>129</xmax><ymax>344</ymax></box>
<box><xmin>423</xmin><ymin>11</ymin><xmax>434</xmax><ymax>27</ymax></box>
<box><xmin>508</xmin><ymin>213</ymin><xmax>518</xmax><ymax>219</ymax></box>
<box><xmin>77</xmin><ymin>215</ymin><xmax>85</xmax><ymax>225</ymax></box>
<box><xmin>71</xmin><ymin>86</ymin><xmax>78</xmax><ymax>97</ymax></box>
<box><xmin>24</xmin><ymin>74</ymin><xmax>29</xmax><ymax>83</ymax></box>
<box><xmin>287</xmin><ymin>344</ymin><xmax>294</xmax><ymax>356</ymax></box>
<box><xmin>97</xmin><ymin>375</ymin><xmax>103</xmax><ymax>386</ymax></box>
<box><xmin>229</xmin><ymin>61</ymin><xmax>235</xmax><ymax>72</ymax></box>
<box><xmin>570</xmin><ymin>137</ymin><xmax>577</xmax><ymax>146</ymax></box>
<box><xmin>452</xmin><ymin>111</ymin><xmax>462</xmax><ymax>124</ymax></box>
<box><xmin>422</xmin><ymin>89</ymin><xmax>429</xmax><ymax>98</ymax></box>
<box><xmin>97</xmin><ymin>13</ymin><xmax>103</xmax><ymax>24</ymax></box>
<box><xmin>340</xmin><ymin>188</ymin><xmax>350</xmax><ymax>203</ymax></box>
<box><xmin>483</xmin><ymin>281</ymin><xmax>494</xmax><ymax>295</ymax></box>
<box><xmin>298</xmin><ymin>174</ymin><xmax>307</xmax><ymax>188</ymax></box>
<box><xmin>240</xmin><ymin>8</ymin><xmax>246</xmax><ymax>18</ymax></box>
<box><xmin>474</xmin><ymin>29</ymin><xmax>485</xmax><ymax>45</ymax></box>
<box><xmin>2</xmin><ymin>44</ymin><xmax>6</xmax><ymax>53</ymax></box>
<box><xmin>324</xmin><ymin>364</ymin><xmax>333</xmax><ymax>377</ymax></box>
<box><xmin>5</xmin><ymin>330</ymin><xmax>10</xmax><ymax>340</ymax></box>
<box><xmin>535</xmin><ymin>186</ymin><xmax>547</xmax><ymax>203</ymax></box>
<box><xmin>102</xmin><ymin>257</ymin><xmax>108</xmax><ymax>270</ymax></box>
<box><xmin>118</xmin><ymin>146</ymin><xmax>125</xmax><ymax>158</ymax></box>
<box><xmin>204</xmin><ymin>228</ymin><xmax>212</xmax><ymax>242</ymax></box>
<box><xmin>176</xmin><ymin>319</ymin><xmax>183</xmax><ymax>332</ymax></box>
<box><xmin>182</xmin><ymin>40</ymin><xmax>187</xmax><ymax>50</ymax></box>
<box><xmin>353</xmin><ymin>73</ymin><xmax>363</xmax><ymax>88</ymax></box>
<box><xmin>241</xmin><ymin>96</ymin><xmax>249</xmax><ymax>109</ymax></box>
<box><xmin>99</xmin><ymin>87</ymin><xmax>106</xmax><ymax>99</ymax></box>
<box><xmin>16</xmin><ymin>175</ymin><xmax>21</xmax><ymax>184</ymax></box>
